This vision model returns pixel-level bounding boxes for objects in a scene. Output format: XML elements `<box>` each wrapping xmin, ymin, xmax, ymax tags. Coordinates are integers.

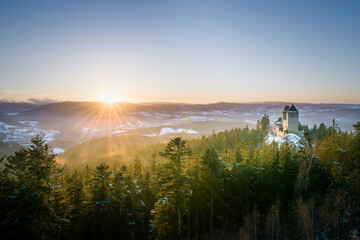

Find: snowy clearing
<box><xmin>159</xmin><ymin>128</ymin><xmax>199</xmax><ymax>135</ymax></box>
<box><xmin>267</xmin><ymin>133</ymin><xmax>302</xmax><ymax>147</ymax></box>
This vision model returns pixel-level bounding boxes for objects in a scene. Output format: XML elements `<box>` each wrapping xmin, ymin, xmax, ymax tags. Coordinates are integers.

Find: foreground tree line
<box><xmin>0</xmin><ymin>122</ymin><xmax>360</xmax><ymax>240</ymax></box>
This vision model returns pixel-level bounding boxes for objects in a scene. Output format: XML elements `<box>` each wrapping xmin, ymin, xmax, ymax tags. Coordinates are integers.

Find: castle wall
<box><xmin>282</xmin><ymin>120</ymin><xmax>288</xmax><ymax>131</ymax></box>
<box><xmin>275</xmin><ymin>126</ymin><xmax>284</xmax><ymax>138</ymax></box>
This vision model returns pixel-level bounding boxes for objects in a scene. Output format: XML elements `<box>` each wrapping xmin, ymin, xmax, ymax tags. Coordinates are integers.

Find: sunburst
<box><xmin>99</xmin><ymin>94</ymin><xmax>118</xmax><ymax>104</ymax></box>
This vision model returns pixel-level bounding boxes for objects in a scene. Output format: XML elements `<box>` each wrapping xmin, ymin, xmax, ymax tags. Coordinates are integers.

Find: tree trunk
<box><xmin>277</xmin><ymin>191</ymin><xmax>280</xmax><ymax>240</ymax></box>
<box><xmin>188</xmin><ymin>205</ymin><xmax>191</xmax><ymax>240</ymax></box>
<box><xmin>210</xmin><ymin>189</ymin><xmax>213</xmax><ymax>238</ymax></box>
<box><xmin>178</xmin><ymin>208</ymin><xmax>181</xmax><ymax>239</ymax></box>
<box><xmin>196</xmin><ymin>207</ymin><xmax>198</xmax><ymax>240</ymax></box>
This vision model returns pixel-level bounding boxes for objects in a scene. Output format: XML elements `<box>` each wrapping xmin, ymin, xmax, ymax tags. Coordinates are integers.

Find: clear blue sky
<box><xmin>0</xmin><ymin>0</ymin><xmax>359</xmax><ymax>103</ymax></box>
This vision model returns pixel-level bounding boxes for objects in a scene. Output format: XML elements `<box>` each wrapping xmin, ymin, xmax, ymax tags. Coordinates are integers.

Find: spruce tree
<box><xmin>152</xmin><ymin>137</ymin><xmax>192</xmax><ymax>239</ymax></box>
<box><xmin>3</xmin><ymin>135</ymin><xmax>59</xmax><ymax>239</ymax></box>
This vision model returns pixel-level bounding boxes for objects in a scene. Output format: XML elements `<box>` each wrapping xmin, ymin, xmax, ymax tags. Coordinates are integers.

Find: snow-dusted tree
<box><xmin>152</xmin><ymin>137</ymin><xmax>192</xmax><ymax>239</ymax></box>
<box><xmin>66</xmin><ymin>170</ymin><xmax>86</xmax><ymax>238</ymax></box>
<box><xmin>2</xmin><ymin>135</ymin><xmax>60</xmax><ymax>239</ymax></box>
<box><xmin>89</xmin><ymin>162</ymin><xmax>113</xmax><ymax>211</ymax></box>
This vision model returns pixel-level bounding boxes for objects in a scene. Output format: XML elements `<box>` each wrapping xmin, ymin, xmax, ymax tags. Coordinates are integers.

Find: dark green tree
<box><xmin>199</xmin><ymin>147</ymin><xmax>224</xmax><ymax>237</ymax></box>
<box><xmin>152</xmin><ymin>137</ymin><xmax>192</xmax><ymax>239</ymax></box>
<box><xmin>66</xmin><ymin>170</ymin><xmax>86</xmax><ymax>239</ymax></box>
<box><xmin>2</xmin><ymin>136</ymin><xmax>60</xmax><ymax>239</ymax></box>
<box><xmin>89</xmin><ymin>162</ymin><xmax>112</xmax><ymax>211</ymax></box>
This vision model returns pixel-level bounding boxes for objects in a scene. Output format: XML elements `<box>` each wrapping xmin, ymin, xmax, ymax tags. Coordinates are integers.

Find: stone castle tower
<box><xmin>282</xmin><ymin>104</ymin><xmax>299</xmax><ymax>132</ymax></box>
<box><xmin>275</xmin><ymin>104</ymin><xmax>300</xmax><ymax>137</ymax></box>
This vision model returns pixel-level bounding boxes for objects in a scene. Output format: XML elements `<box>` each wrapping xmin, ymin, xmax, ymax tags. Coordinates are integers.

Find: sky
<box><xmin>0</xmin><ymin>0</ymin><xmax>359</xmax><ymax>104</ymax></box>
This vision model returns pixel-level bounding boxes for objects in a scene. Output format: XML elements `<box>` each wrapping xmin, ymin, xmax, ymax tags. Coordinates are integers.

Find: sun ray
<box><xmin>65</xmin><ymin>103</ymin><xmax>104</xmax><ymax>136</ymax></box>
<box><xmin>62</xmin><ymin>99</ymin><xmax>164</xmax><ymax>162</ymax></box>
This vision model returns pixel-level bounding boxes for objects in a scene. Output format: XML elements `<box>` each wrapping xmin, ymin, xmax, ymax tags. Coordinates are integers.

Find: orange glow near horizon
<box><xmin>98</xmin><ymin>93</ymin><xmax>119</xmax><ymax>104</ymax></box>
<box><xmin>62</xmin><ymin>96</ymin><xmax>150</xmax><ymax>158</ymax></box>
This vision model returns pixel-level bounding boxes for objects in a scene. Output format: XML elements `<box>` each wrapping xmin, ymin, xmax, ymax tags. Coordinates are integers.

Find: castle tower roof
<box><xmin>289</xmin><ymin>104</ymin><xmax>298</xmax><ymax>112</ymax></box>
<box><xmin>283</xmin><ymin>105</ymin><xmax>290</xmax><ymax>111</ymax></box>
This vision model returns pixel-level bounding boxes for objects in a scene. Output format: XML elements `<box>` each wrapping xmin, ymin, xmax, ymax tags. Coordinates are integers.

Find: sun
<box><xmin>99</xmin><ymin>94</ymin><xmax>118</xmax><ymax>104</ymax></box>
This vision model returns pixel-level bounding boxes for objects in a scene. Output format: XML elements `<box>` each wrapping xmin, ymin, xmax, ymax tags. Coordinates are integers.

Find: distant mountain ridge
<box><xmin>0</xmin><ymin>101</ymin><xmax>359</xmax><ymax>155</ymax></box>
<box><xmin>17</xmin><ymin>101</ymin><xmax>360</xmax><ymax>119</ymax></box>
<box><xmin>0</xmin><ymin>102</ymin><xmax>40</xmax><ymax>116</ymax></box>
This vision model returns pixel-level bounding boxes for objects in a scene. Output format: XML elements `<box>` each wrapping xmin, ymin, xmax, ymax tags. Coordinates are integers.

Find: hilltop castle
<box><xmin>274</xmin><ymin>104</ymin><xmax>301</xmax><ymax>138</ymax></box>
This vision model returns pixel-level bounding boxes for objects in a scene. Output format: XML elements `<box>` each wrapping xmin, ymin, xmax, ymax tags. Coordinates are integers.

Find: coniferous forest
<box><xmin>1</xmin><ymin>122</ymin><xmax>360</xmax><ymax>240</ymax></box>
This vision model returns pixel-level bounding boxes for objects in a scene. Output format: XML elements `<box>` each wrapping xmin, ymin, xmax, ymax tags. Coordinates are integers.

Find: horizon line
<box><xmin>1</xmin><ymin>99</ymin><xmax>359</xmax><ymax>106</ymax></box>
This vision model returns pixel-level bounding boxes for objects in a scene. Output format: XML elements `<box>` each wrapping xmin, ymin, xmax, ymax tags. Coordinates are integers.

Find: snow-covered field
<box><xmin>159</xmin><ymin>128</ymin><xmax>199</xmax><ymax>135</ymax></box>
<box><xmin>0</xmin><ymin>121</ymin><xmax>60</xmax><ymax>146</ymax></box>
<box><xmin>267</xmin><ymin>133</ymin><xmax>303</xmax><ymax>147</ymax></box>
<box><xmin>53</xmin><ymin>148</ymin><xmax>65</xmax><ymax>154</ymax></box>
<box><xmin>141</xmin><ymin>128</ymin><xmax>198</xmax><ymax>137</ymax></box>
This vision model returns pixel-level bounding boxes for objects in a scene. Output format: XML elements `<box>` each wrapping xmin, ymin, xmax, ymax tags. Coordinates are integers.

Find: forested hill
<box><xmin>0</xmin><ymin>122</ymin><xmax>360</xmax><ymax>239</ymax></box>
<box><xmin>58</xmin><ymin>125</ymin><xmax>262</xmax><ymax>170</ymax></box>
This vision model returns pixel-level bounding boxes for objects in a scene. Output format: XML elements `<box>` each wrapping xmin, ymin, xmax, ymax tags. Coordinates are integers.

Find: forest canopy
<box><xmin>0</xmin><ymin>122</ymin><xmax>360</xmax><ymax>239</ymax></box>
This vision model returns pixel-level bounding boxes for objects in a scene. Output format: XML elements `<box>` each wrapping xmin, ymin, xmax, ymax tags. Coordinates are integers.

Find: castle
<box><xmin>274</xmin><ymin>104</ymin><xmax>301</xmax><ymax>138</ymax></box>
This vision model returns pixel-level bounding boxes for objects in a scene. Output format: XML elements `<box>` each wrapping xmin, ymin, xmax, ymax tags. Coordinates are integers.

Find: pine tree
<box><xmin>66</xmin><ymin>170</ymin><xmax>86</xmax><ymax>238</ymax></box>
<box><xmin>199</xmin><ymin>147</ymin><xmax>224</xmax><ymax>237</ymax></box>
<box><xmin>152</xmin><ymin>137</ymin><xmax>192</xmax><ymax>239</ymax></box>
<box><xmin>89</xmin><ymin>162</ymin><xmax>112</xmax><ymax>212</ymax></box>
<box><xmin>3</xmin><ymin>135</ymin><xmax>59</xmax><ymax>239</ymax></box>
